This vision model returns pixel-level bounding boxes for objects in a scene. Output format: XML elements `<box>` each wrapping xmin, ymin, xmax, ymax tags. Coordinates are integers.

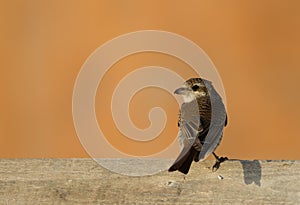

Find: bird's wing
<box><xmin>172</xmin><ymin>101</ymin><xmax>203</xmax><ymax>165</ymax></box>
<box><xmin>198</xmin><ymin>89</ymin><xmax>227</xmax><ymax>160</ymax></box>
<box><xmin>178</xmin><ymin>101</ymin><xmax>203</xmax><ymax>148</ymax></box>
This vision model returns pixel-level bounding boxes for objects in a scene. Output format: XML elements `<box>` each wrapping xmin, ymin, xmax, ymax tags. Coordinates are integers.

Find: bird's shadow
<box><xmin>240</xmin><ymin>160</ymin><xmax>262</xmax><ymax>187</ymax></box>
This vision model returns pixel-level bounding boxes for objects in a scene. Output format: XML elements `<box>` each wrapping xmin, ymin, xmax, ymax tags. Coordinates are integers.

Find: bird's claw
<box><xmin>212</xmin><ymin>157</ymin><xmax>228</xmax><ymax>172</ymax></box>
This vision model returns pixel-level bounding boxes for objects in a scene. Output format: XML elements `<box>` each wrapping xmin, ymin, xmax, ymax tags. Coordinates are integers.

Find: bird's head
<box><xmin>174</xmin><ymin>78</ymin><xmax>210</xmax><ymax>103</ymax></box>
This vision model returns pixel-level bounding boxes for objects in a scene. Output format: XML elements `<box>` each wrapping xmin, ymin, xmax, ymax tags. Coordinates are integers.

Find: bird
<box><xmin>168</xmin><ymin>78</ymin><xmax>228</xmax><ymax>174</ymax></box>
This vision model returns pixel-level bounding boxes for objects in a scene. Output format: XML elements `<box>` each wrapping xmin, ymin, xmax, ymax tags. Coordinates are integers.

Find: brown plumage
<box><xmin>168</xmin><ymin>78</ymin><xmax>228</xmax><ymax>174</ymax></box>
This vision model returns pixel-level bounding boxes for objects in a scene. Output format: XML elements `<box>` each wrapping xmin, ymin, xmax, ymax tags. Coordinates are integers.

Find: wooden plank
<box><xmin>0</xmin><ymin>159</ymin><xmax>299</xmax><ymax>204</ymax></box>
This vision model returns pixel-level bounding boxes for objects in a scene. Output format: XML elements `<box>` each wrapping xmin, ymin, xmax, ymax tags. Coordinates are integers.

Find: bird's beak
<box><xmin>174</xmin><ymin>87</ymin><xmax>191</xmax><ymax>95</ymax></box>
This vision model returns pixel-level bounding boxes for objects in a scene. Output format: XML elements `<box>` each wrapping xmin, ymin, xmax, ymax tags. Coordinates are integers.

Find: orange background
<box><xmin>1</xmin><ymin>1</ymin><xmax>300</xmax><ymax>159</ymax></box>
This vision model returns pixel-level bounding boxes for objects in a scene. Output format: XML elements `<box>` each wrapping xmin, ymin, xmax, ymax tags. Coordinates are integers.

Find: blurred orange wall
<box><xmin>0</xmin><ymin>0</ymin><xmax>300</xmax><ymax>159</ymax></box>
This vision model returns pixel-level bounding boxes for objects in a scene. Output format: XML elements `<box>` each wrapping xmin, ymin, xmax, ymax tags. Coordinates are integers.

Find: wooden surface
<box><xmin>0</xmin><ymin>159</ymin><xmax>299</xmax><ymax>205</ymax></box>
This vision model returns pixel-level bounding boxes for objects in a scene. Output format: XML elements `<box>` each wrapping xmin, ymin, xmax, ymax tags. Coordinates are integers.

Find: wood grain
<box><xmin>0</xmin><ymin>159</ymin><xmax>299</xmax><ymax>204</ymax></box>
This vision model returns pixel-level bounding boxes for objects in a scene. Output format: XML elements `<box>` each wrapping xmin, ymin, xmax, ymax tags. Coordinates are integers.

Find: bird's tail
<box><xmin>168</xmin><ymin>148</ymin><xmax>196</xmax><ymax>174</ymax></box>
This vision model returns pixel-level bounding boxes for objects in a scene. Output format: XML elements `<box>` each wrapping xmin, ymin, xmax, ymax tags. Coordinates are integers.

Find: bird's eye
<box><xmin>192</xmin><ymin>85</ymin><xmax>199</xmax><ymax>91</ymax></box>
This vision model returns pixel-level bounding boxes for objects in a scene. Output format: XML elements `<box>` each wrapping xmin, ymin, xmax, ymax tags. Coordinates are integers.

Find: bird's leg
<box><xmin>212</xmin><ymin>152</ymin><xmax>228</xmax><ymax>172</ymax></box>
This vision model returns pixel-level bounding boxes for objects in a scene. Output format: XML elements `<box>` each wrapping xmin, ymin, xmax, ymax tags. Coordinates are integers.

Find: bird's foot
<box><xmin>212</xmin><ymin>153</ymin><xmax>228</xmax><ymax>172</ymax></box>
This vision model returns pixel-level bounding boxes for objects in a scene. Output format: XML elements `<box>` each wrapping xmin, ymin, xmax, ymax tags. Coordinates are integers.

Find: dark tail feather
<box><xmin>168</xmin><ymin>148</ymin><xmax>196</xmax><ymax>174</ymax></box>
<box><xmin>178</xmin><ymin>150</ymin><xmax>195</xmax><ymax>174</ymax></box>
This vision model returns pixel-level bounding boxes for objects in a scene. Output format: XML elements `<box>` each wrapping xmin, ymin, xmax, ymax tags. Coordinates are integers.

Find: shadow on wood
<box><xmin>240</xmin><ymin>160</ymin><xmax>261</xmax><ymax>186</ymax></box>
